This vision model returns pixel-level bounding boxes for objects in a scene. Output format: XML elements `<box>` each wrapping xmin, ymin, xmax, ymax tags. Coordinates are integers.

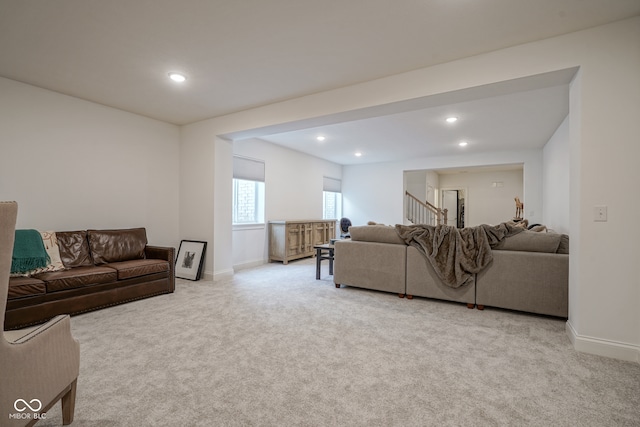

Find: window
<box><xmin>322</xmin><ymin>177</ymin><xmax>342</xmax><ymax>220</ymax></box>
<box><xmin>323</xmin><ymin>191</ymin><xmax>342</xmax><ymax>220</ymax></box>
<box><xmin>233</xmin><ymin>179</ymin><xmax>265</xmax><ymax>224</ymax></box>
<box><xmin>233</xmin><ymin>156</ymin><xmax>265</xmax><ymax>224</ymax></box>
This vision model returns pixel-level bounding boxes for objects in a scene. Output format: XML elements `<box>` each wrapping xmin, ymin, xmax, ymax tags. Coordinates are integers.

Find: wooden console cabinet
<box><xmin>269</xmin><ymin>220</ymin><xmax>336</xmax><ymax>264</ymax></box>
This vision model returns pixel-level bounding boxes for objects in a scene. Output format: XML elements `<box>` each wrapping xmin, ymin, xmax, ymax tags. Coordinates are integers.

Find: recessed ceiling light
<box><xmin>446</xmin><ymin>117</ymin><xmax>458</xmax><ymax>123</ymax></box>
<box><xmin>354</xmin><ymin>152</ymin><xmax>362</xmax><ymax>157</ymax></box>
<box><xmin>459</xmin><ymin>141</ymin><xmax>468</xmax><ymax>147</ymax></box>
<box><xmin>168</xmin><ymin>72</ymin><xmax>187</xmax><ymax>83</ymax></box>
<box><xmin>316</xmin><ymin>136</ymin><xmax>326</xmax><ymax>142</ymax></box>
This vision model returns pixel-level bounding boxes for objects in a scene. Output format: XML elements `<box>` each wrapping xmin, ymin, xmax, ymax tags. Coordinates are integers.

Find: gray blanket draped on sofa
<box><xmin>395</xmin><ymin>223</ymin><xmax>523</xmax><ymax>288</ymax></box>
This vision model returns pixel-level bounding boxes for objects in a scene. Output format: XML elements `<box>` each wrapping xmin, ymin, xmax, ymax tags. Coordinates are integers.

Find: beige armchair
<box><xmin>0</xmin><ymin>202</ymin><xmax>80</xmax><ymax>426</ymax></box>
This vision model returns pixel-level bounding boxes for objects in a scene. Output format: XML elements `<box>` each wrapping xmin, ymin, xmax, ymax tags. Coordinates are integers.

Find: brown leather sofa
<box><xmin>5</xmin><ymin>227</ymin><xmax>175</xmax><ymax>330</ymax></box>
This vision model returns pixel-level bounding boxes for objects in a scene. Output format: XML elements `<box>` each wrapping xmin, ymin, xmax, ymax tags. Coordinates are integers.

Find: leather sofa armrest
<box><xmin>145</xmin><ymin>245</ymin><xmax>175</xmax><ymax>262</ymax></box>
<box><xmin>145</xmin><ymin>246</ymin><xmax>176</xmax><ymax>291</ymax></box>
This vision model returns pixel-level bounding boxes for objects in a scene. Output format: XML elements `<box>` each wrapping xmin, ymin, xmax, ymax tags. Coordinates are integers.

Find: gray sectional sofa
<box><xmin>333</xmin><ymin>225</ymin><xmax>569</xmax><ymax>317</ymax></box>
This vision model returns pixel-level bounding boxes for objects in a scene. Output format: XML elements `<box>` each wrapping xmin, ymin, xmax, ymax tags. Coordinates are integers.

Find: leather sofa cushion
<box><xmin>106</xmin><ymin>259</ymin><xmax>169</xmax><ymax>280</ymax></box>
<box><xmin>56</xmin><ymin>230</ymin><xmax>93</xmax><ymax>268</ymax></box>
<box><xmin>8</xmin><ymin>277</ymin><xmax>46</xmax><ymax>300</ymax></box>
<box><xmin>88</xmin><ymin>228</ymin><xmax>147</xmax><ymax>264</ymax></box>
<box><xmin>36</xmin><ymin>265</ymin><xmax>118</xmax><ymax>292</ymax></box>
<box><xmin>349</xmin><ymin>225</ymin><xmax>406</xmax><ymax>245</ymax></box>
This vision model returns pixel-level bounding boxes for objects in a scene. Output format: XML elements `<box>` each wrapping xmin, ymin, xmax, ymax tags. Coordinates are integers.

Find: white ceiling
<box><xmin>260</xmin><ymin>83</ymin><xmax>571</xmax><ymax>165</ymax></box>
<box><xmin>1</xmin><ymin>1</ymin><xmax>638</xmax><ymax>165</ymax></box>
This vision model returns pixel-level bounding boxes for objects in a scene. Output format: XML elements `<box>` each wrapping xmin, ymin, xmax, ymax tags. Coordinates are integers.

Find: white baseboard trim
<box><xmin>566</xmin><ymin>321</ymin><xmax>640</xmax><ymax>364</ymax></box>
<box><xmin>212</xmin><ymin>269</ymin><xmax>234</xmax><ymax>282</ymax></box>
<box><xmin>209</xmin><ymin>261</ymin><xmax>265</xmax><ymax>281</ymax></box>
<box><xmin>233</xmin><ymin>259</ymin><xmax>265</xmax><ymax>271</ymax></box>
<box><xmin>200</xmin><ymin>271</ymin><xmax>214</xmax><ymax>281</ymax></box>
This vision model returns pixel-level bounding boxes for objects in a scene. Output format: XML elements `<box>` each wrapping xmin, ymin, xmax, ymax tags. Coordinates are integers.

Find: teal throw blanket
<box><xmin>11</xmin><ymin>229</ymin><xmax>49</xmax><ymax>274</ymax></box>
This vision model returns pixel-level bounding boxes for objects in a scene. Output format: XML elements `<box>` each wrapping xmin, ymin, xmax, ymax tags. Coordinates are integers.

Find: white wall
<box><xmin>0</xmin><ymin>77</ymin><xmax>180</xmax><ymax>247</ymax></box>
<box><xmin>181</xmin><ymin>17</ymin><xmax>640</xmax><ymax>362</ymax></box>
<box><xmin>404</xmin><ymin>170</ymin><xmax>428</xmax><ymax>202</ymax></box>
<box><xmin>543</xmin><ymin>116</ymin><xmax>570</xmax><ymax>234</ymax></box>
<box><xmin>344</xmin><ymin>149</ymin><xmax>541</xmax><ymax>228</ymax></box>
<box><xmin>439</xmin><ymin>169</ymin><xmax>523</xmax><ymax>226</ymax></box>
<box><xmin>343</xmin><ymin>161</ymin><xmax>402</xmax><ymax>227</ymax></box>
<box><xmin>566</xmin><ymin>19</ymin><xmax>639</xmax><ymax>362</ymax></box>
<box><xmin>403</xmin><ymin>170</ymin><xmax>444</xmax><ymax>208</ymax></box>
<box><xmin>213</xmin><ymin>137</ymin><xmax>234</xmax><ymax>279</ymax></box>
<box><xmin>178</xmin><ymin>122</ymin><xmax>221</xmax><ymax>280</ymax></box>
<box><xmin>232</xmin><ymin>138</ymin><xmax>342</xmax><ymax>269</ymax></box>
<box><xmin>426</xmin><ymin>170</ymin><xmax>439</xmax><ymax>206</ymax></box>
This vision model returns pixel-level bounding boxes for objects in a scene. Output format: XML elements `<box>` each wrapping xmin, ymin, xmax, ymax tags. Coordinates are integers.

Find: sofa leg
<box><xmin>335</xmin><ymin>283</ymin><xmax>340</xmax><ymax>288</ymax></box>
<box><xmin>398</xmin><ymin>293</ymin><xmax>405</xmax><ymax>298</ymax></box>
<box><xmin>406</xmin><ymin>294</ymin><xmax>413</xmax><ymax>300</ymax></box>
<box><xmin>467</xmin><ymin>303</ymin><xmax>475</xmax><ymax>309</ymax></box>
<box><xmin>477</xmin><ymin>305</ymin><xmax>485</xmax><ymax>310</ymax></box>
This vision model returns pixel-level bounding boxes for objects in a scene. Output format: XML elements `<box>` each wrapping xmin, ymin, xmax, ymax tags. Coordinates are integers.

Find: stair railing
<box><xmin>405</xmin><ymin>191</ymin><xmax>448</xmax><ymax>226</ymax></box>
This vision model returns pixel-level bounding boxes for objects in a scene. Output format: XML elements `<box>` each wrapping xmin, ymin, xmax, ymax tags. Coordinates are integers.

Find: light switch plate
<box><xmin>594</xmin><ymin>206</ymin><xmax>607</xmax><ymax>222</ymax></box>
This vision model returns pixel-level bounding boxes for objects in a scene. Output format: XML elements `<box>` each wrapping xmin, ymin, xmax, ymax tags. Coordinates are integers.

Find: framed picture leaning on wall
<box><xmin>175</xmin><ymin>240</ymin><xmax>207</xmax><ymax>280</ymax></box>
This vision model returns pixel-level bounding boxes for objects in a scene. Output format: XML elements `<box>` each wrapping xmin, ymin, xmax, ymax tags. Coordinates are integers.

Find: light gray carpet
<box><xmin>39</xmin><ymin>259</ymin><xmax>639</xmax><ymax>426</ymax></box>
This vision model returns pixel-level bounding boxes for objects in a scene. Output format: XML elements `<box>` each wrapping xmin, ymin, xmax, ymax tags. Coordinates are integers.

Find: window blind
<box><xmin>323</xmin><ymin>177</ymin><xmax>341</xmax><ymax>192</ymax></box>
<box><xmin>233</xmin><ymin>156</ymin><xmax>265</xmax><ymax>182</ymax></box>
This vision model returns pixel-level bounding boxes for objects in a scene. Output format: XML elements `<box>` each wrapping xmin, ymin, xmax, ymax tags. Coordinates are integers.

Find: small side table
<box><xmin>314</xmin><ymin>244</ymin><xmax>334</xmax><ymax>280</ymax></box>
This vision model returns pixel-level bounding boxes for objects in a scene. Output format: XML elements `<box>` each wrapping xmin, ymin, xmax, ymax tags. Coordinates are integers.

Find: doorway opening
<box><xmin>441</xmin><ymin>188</ymin><xmax>466</xmax><ymax>228</ymax></box>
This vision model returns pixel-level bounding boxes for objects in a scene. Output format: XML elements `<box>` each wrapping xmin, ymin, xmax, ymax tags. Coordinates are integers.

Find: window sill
<box><xmin>233</xmin><ymin>223</ymin><xmax>266</xmax><ymax>231</ymax></box>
